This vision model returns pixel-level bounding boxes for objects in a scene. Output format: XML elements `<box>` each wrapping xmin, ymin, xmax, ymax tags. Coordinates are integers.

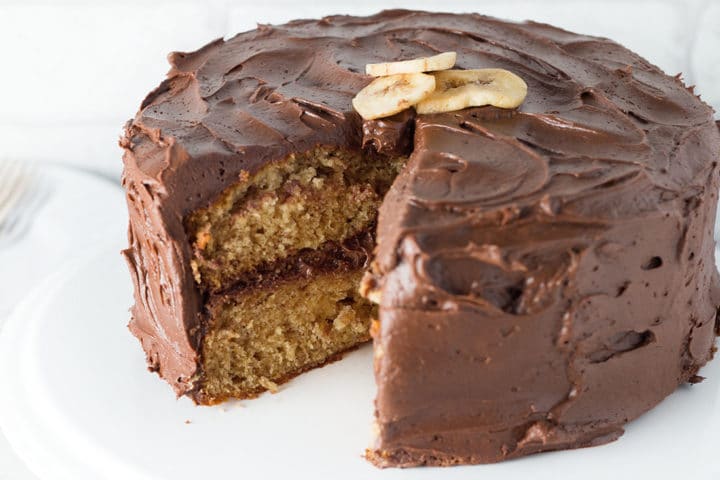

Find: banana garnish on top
<box><xmin>352</xmin><ymin>73</ymin><xmax>436</xmax><ymax>121</ymax></box>
<box><xmin>365</xmin><ymin>52</ymin><xmax>457</xmax><ymax>76</ymax></box>
<box><xmin>416</xmin><ymin>68</ymin><xmax>527</xmax><ymax>114</ymax></box>
<box><xmin>351</xmin><ymin>52</ymin><xmax>527</xmax><ymax>120</ymax></box>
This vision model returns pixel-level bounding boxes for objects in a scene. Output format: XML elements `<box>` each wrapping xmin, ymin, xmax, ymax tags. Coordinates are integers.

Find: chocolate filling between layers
<box><xmin>206</xmin><ymin>227</ymin><xmax>375</xmax><ymax>296</ymax></box>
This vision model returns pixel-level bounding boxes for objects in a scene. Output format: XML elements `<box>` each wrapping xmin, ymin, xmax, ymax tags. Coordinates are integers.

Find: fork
<box><xmin>0</xmin><ymin>160</ymin><xmax>49</xmax><ymax>248</ymax></box>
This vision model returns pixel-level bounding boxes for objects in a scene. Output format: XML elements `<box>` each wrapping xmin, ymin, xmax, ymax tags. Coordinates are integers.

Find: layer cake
<box><xmin>121</xmin><ymin>10</ymin><xmax>720</xmax><ymax>466</ymax></box>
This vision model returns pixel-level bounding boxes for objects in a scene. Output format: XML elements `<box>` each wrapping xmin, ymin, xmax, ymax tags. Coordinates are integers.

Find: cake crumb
<box><xmin>259</xmin><ymin>377</ymin><xmax>279</xmax><ymax>393</ymax></box>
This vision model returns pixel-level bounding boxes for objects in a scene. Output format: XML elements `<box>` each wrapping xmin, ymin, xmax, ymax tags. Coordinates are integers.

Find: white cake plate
<box><xmin>1</xmin><ymin>242</ymin><xmax>720</xmax><ymax>480</ymax></box>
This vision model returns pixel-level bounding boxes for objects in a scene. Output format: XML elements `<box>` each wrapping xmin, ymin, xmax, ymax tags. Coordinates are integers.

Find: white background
<box><xmin>1</xmin><ymin>0</ymin><xmax>719</xmax><ymax>478</ymax></box>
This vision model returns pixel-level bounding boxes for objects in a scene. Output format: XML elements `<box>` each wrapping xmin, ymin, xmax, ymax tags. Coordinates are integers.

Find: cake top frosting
<box><xmin>124</xmin><ymin>9</ymin><xmax>715</xmax><ymax>217</ymax></box>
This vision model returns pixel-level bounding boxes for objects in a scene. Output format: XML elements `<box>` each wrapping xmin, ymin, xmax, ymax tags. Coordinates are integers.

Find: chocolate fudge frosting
<box><xmin>120</xmin><ymin>9</ymin><xmax>720</xmax><ymax>465</ymax></box>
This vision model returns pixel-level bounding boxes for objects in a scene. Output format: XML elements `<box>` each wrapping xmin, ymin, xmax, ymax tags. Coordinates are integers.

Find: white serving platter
<box><xmin>1</xmin><ymin>242</ymin><xmax>719</xmax><ymax>479</ymax></box>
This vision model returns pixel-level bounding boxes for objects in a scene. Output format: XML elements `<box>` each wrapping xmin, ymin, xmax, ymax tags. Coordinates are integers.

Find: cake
<box><xmin>121</xmin><ymin>10</ymin><xmax>720</xmax><ymax>467</ymax></box>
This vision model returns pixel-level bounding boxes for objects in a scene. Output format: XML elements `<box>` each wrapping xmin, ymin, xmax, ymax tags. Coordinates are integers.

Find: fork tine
<box><xmin>0</xmin><ymin>165</ymin><xmax>47</xmax><ymax>248</ymax></box>
<box><xmin>0</xmin><ymin>161</ymin><xmax>35</xmax><ymax>220</ymax></box>
<box><xmin>0</xmin><ymin>212</ymin><xmax>22</xmax><ymax>248</ymax></box>
<box><xmin>0</xmin><ymin>161</ymin><xmax>28</xmax><ymax>206</ymax></box>
<box><xmin>0</xmin><ymin>174</ymin><xmax>32</xmax><ymax>226</ymax></box>
<box><xmin>2</xmin><ymin>174</ymin><xmax>50</xmax><ymax>237</ymax></box>
<box><xmin>0</xmin><ymin>196</ymin><xmax>48</xmax><ymax>248</ymax></box>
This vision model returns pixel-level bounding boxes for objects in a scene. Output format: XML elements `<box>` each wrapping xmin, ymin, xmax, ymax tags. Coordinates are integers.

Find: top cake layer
<box><xmin>121</xmin><ymin>9</ymin><xmax>719</xmax><ymax>397</ymax></box>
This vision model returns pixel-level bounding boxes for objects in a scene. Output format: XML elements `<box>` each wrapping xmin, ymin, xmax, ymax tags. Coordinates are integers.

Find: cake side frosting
<box><xmin>368</xmin><ymin>113</ymin><xmax>720</xmax><ymax>465</ymax></box>
<box><xmin>362</xmin><ymin>12</ymin><xmax>720</xmax><ymax>466</ymax></box>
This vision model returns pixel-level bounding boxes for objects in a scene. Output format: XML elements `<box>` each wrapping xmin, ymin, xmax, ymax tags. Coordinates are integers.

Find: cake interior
<box><xmin>187</xmin><ymin>148</ymin><xmax>404</xmax><ymax>292</ymax></box>
<box><xmin>201</xmin><ymin>271</ymin><xmax>373</xmax><ymax>401</ymax></box>
<box><xmin>185</xmin><ymin>147</ymin><xmax>405</xmax><ymax>402</ymax></box>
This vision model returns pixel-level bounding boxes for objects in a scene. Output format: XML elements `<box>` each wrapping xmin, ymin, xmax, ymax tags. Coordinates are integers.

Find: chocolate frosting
<box><xmin>120</xmin><ymin>10</ymin><xmax>720</xmax><ymax>464</ymax></box>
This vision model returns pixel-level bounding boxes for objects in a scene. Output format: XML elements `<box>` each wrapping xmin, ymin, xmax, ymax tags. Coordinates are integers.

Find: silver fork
<box><xmin>0</xmin><ymin>160</ymin><xmax>49</xmax><ymax>248</ymax></box>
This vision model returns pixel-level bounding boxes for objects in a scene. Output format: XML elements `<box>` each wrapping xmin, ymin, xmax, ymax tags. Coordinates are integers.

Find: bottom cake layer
<box><xmin>194</xmin><ymin>269</ymin><xmax>374</xmax><ymax>404</ymax></box>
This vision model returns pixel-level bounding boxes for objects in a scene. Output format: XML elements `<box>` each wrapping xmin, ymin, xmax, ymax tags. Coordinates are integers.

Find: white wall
<box><xmin>0</xmin><ymin>0</ymin><xmax>718</xmax><ymax>176</ymax></box>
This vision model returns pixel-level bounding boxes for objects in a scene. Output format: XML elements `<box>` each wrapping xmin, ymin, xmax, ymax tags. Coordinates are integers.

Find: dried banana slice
<box><xmin>365</xmin><ymin>52</ymin><xmax>457</xmax><ymax>77</ymax></box>
<box><xmin>416</xmin><ymin>68</ymin><xmax>528</xmax><ymax>114</ymax></box>
<box><xmin>352</xmin><ymin>73</ymin><xmax>436</xmax><ymax>120</ymax></box>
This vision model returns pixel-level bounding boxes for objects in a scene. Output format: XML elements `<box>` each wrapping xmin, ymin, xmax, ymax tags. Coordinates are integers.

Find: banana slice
<box><xmin>352</xmin><ymin>73</ymin><xmax>436</xmax><ymax>120</ymax></box>
<box><xmin>416</xmin><ymin>68</ymin><xmax>528</xmax><ymax>114</ymax></box>
<box><xmin>365</xmin><ymin>52</ymin><xmax>457</xmax><ymax>77</ymax></box>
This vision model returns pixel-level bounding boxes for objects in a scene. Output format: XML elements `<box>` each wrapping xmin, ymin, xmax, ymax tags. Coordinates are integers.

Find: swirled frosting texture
<box><xmin>120</xmin><ymin>10</ymin><xmax>720</xmax><ymax>464</ymax></box>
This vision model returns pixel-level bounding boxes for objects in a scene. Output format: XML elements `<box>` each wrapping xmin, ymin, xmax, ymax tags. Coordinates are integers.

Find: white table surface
<box><xmin>1</xmin><ymin>0</ymin><xmax>719</xmax><ymax>478</ymax></box>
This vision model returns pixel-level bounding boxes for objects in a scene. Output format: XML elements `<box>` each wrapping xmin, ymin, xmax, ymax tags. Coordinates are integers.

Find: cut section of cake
<box><xmin>121</xmin><ymin>10</ymin><xmax>720</xmax><ymax>467</ymax></box>
<box><xmin>123</xmin><ymin>139</ymin><xmax>406</xmax><ymax>403</ymax></box>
